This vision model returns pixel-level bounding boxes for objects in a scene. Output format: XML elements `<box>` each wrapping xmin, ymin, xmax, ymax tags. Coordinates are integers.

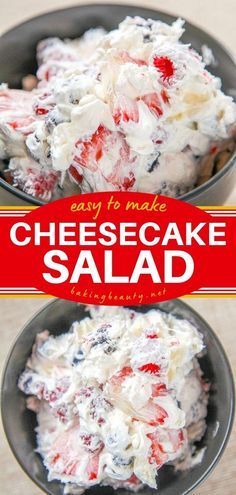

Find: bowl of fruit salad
<box><xmin>0</xmin><ymin>4</ymin><xmax>236</xmax><ymax>206</ymax></box>
<box><xmin>1</xmin><ymin>299</ymin><xmax>234</xmax><ymax>495</ymax></box>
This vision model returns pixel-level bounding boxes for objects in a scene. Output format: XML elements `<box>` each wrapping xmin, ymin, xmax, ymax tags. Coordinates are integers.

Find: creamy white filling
<box><xmin>19</xmin><ymin>306</ymin><xmax>208</xmax><ymax>493</ymax></box>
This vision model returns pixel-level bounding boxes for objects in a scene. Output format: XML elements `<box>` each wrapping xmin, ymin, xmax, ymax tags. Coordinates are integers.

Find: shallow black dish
<box><xmin>1</xmin><ymin>298</ymin><xmax>235</xmax><ymax>495</ymax></box>
<box><xmin>0</xmin><ymin>4</ymin><xmax>235</xmax><ymax>205</ymax></box>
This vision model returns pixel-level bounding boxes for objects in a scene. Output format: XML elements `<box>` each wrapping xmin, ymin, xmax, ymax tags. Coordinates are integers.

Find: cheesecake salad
<box><xmin>18</xmin><ymin>306</ymin><xmax>209</xmax><ymax>493</ymax></box>
<box><xmin>0</xmin><ymin>16</ymin><xmax>235</xmax><ymax>200</ymax></box>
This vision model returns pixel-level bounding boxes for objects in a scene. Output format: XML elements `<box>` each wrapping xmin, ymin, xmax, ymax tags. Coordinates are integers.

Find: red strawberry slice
<box><xmin>0</xmin><ymin>88</ymin><xmax>34</xmax><ymax>112</ymax></box>
<box><xmin>140</xmin><ymin>93</ymin><xmax>163</xmax><ymax>117</ymax></box>
<box><xmin>153</xmin><ymin>56</ymin><xmax>175</xmax><ymax>81</ymax></box>
<box><xmin>110</xmin><ymin>366</ymin><xmax>133</xmax><ymax>386</ymax></box>
<box><xmin>151</xmin><ymin>383</ymin><xmax>168</xmax><ymax>397</ymax></box>
<box><xmin>138</xmin><ymin>363</ymin><xmax>160</xmax><ymax>375</ymax></box>
<box><xmin>161</xmin><ymin>89</ymin><xmax>170</xmax><ymax>104</ymax></box>
<box><xmin>167</xmin><ymin>429</ymin><xmax>185</xmax><ymax>452</ymax></box>
<box><xmin>0</xmin><ymin>88</ymin><xmax>36</xmax><ymax>135</ymax></box>
<box><xmin>63</xmin><ymin>461</ymin><xmax>78</xmax><ymax>476</ymax></box>
<box><xmin>127</xmin><ymin>474</ymin><xmax>142</xmax><ymax>486</ymax></box>
<box><xmin>134</xmin><ymin>398</ymin><xmax>168</xmax><ymax>426</ymax></box>
<box><xmin>87</xmin><ymin>453</ymin><xmax>100</xmax><ymax>481</ymax></box>
<box><xmin>72</xmin><ymin>125</ymin><xmax>134</xmax><ymax>190</ymax></box>
<box><xmin>34</xmin><ymin>106</ymin><xmax>49</xmax><ymax>116</ymax></box>
<box><xmin>147</xmin><ymin>432</ymin><xmax>168</xmax><ymax>467</ymax></box>
<box><xmin>113</xmin><ymin>95</ymin><xmax>139</xmax><ymax>125</ymax></box>
<box><xmin>8</xmin><ymin>116</ymin><xmax>36</xmax><ymax>135</ymax></box>
<box><xmin>24</xmin><ymin>168</ymin><xmax>58</xmax><ymax>199</ymax></box>
<box><xmin>74</xmin><ymin>124</ymin><xmax>110</xmax><ymax>171</ymax></box>
<box><xmin>122</xmin><ymin>172</ymin><xmax>136</xmax><ymax>190</ymax></box>
<box><xmin>147</xmin><ymin>428</ymin><xmax>185</xmax><ymax>466</ymax></box>
<box><xmin>68</xmin><ymin>164</ymin><xmax>83</xmax><ymax>184</ymax></box>
<box><xmin>145</xmin><ymin>331</ymin><xmax>158</xmax><ymax>339</ymax></box>
<box><xmin>51</xmin><ymin>427</ymin><xmax>82</xmax><ymax>476</ymax></box>
<box><xmin>51</xmin><ymin>453</ymin><xmax>61</xmax><ymax>464</ymax></box>
<box><xmin>119</xmin><ymin>50</ymin><xmax>147</xmax><ymax>66</ymax></box>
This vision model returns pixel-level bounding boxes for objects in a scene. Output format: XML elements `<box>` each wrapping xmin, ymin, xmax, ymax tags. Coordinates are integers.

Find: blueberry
<box><xmin>113</xmin><ymin>455</ymin><xmax>133</xmax><ymax>467</ymax></box>
<box><xmin>148</xmin><ymin>153</ymin><xmax>160</xmax><ymax>173</ymax></box>
<box><xmin>143</xmin><ymin>34</ymin><xmax>151</xmax><ymax>42</ymax></box>
<box><xmin>69</xmin><ymin>95</ymin><xmax>79</xmax><ymax>104</ymax></box>
<box><xmin>72</xmin><ymin>350</ymin><xmax>84</xmax><ymax>365</ymax></box>
<box><xmin>104</xmin><ymin>344</ymin><xmax>117</xmax><ymax>354</ymax></box>
<box><xmin>22</xmin><ymin>376</ymin><xmax>33</xmax><ymax>393</ymax></box>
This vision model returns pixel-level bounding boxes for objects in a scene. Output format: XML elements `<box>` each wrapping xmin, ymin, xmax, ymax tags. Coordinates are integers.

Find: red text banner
<box><xmin>0</xmin><ymin>193</ymin><xmax>235</xmax><ymax>304</ymax></box>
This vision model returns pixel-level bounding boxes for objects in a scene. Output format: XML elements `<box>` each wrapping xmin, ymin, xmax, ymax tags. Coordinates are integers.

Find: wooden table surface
<box><xmin>0</xmin><ymin>1</ymin><xmax>236</xmax><ymax>494</ymax></box>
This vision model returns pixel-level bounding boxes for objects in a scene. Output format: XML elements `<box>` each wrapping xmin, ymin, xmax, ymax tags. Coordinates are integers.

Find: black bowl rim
<box><xmin>1</xmin><ymin>297</ymin><xmax>235</xmax><ymax>495</ymax></box>
<box><xmin>0</xmin><ymin>2</ymin><xmax>235</xmax><ymax>205</ymax></box>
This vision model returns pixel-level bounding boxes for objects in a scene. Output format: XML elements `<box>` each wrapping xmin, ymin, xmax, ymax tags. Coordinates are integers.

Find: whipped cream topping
<box><xmin>0</xmin><ymin>16</ymin><xmax>235</xmax><ymax>199</ymax></box>
<box><xmin>19</xmin><ymin>305</ymin><xmax>209</xmax><ymax>493</ymax></box>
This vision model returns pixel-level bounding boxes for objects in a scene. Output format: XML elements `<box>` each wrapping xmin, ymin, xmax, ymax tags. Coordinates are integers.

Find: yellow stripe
<box><xmin>183</xmin><ymin>294</ymin><xmax>236</xmax><ymax>298</ymax></box>
<box><xmin>0</xmin><ymin>205</ymin><xmax>236</xmax><ymax>211</ymax></box>
<box><xmin>198</xmin><ymin>205</ymin><xmax>236</xmax><ymax>210</ymax></box>
<box><xmin>0</xmin><ymin>206</ymin><xmax>37</xmax><ymax>210</ymax></box>
<box><xmin>0</xmin><ymin>294</ymin><xmax>53</xmax><ymax>298</ymax></box>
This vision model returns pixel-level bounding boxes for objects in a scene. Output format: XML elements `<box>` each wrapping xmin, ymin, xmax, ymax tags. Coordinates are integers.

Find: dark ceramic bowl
<box><xmin>0</xmin><ymin>4</ymin><xmax>236</xmax><ymax>206</ymax></box>
<box><xmin>1</xmin><ymin>299</ymin><xmax>235</xmax><ymax>495</ymax></box>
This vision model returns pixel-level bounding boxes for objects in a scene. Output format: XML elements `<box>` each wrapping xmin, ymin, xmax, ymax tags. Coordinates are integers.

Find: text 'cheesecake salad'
<box><xmin>19</xmin><ymin>306</ymin><xmax>209</xmax><ymax>494</ymax></box>
<box><xmin>0</xmin><ymin>16</ymin><xmax>235</xmax><ymax>200</ymax></box>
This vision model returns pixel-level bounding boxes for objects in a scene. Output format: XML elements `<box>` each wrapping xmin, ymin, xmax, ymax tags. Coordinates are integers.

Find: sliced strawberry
<box><xmin>138</xmin><ymin>363</ymin><xmax>160</xmax><ymax>375</ymax></box>
<box><xmin>161</xmin><ymin>89</ymin><xmax>170</xmax><ymax>104</ymax></box>
<box><xmin>87</xmin><ymin>453</ymin><xmax>100</xmax><ymax>481</ymax></box>
<box><xmin>0</xmin><ymin>88</ymin><xmax>34</xmax><ymax>112</ymax></box>
<box><xmin>153</xmin><ymin>56</ymin><xmax>175</xmax><ymax>81</ymax></box>
<box><xmin>0</xmin><ymin>88</ymin><xmax>36</xmax><ymax>136</ymax></box>
<box><xmin>113</xmin><ymin>95</ymin><xmax>139</xmax><ymax>125</ymax></box>
<box><xmin>145</xmin><ymin>331</ymin><xmax>158</xmax><ymax>339</ymax></box>
<box><xmin>210</xmin><ymin>145</ymin><xmax>218</xmax><ymax>155</ymax></box>
<box><xmin>68</xmin><ymin>164</ymin><xmax>83</xmax><ymax>184</ymax></box>
<box><xmin>160</xmin><ymin>429</ymin><xmax>184</xmax><ymax>455</ymax></box>
<box><xmin>135</xmin><ymin>398</ymin><xmax>168</xmax><ymax>426</ymax></box>
<box><xmin>122</xmin><ymin>172</ymin><xmax>136</xmax><ymax>190</ymax></box>
<box><xmin>140</xmin><ymin>93</ymin><xmax>163</xmax><ymax>117</ymax></box>
<box><xmin>119</xmin><ymin>50</ymin><xmax>147</xmax><ymax>66</ymax></box>
<box><xmin>63</xmin><ymin>461</ymin><xmax>78</xmax><ymax>476</ymax></box>
<box><xmin>22</xmin><ymin>168</ymin><xmax>58</xmax><ymax>199</ymax></box>
<box><xmin>9</xmin><ymin>116</ymin><xmax>35</xmax><ymax>133</ymax></box>
<box><xmin>110</xmin><ymin>366</ymin><xmax>133</xmax><ymax>386</ymax></box>
<box><xmin>73</xmin><ymin>126</ymin><xmax>134</xmax><ymax>190</ymax></box>
<box><xmin>127</xmin><ymin>474</ymin><xmax>142</xmax><ymax>486</ymax></box>
<box><xmin>51</xmin><ymin>453</ymin><xmax>61</xmax><ymax>464</ymax></box>
<box><xmin>151</xmin><ymin>383</ymin><xmax>167</xmax><ymax>397</ymax></box>
<box><xmin>147</xmin><ymin>432</ymin><xmax>168</xmax><ymax>467</ymax></box>
<box><xmin>74</xmin><ymin>124</ymin><xmax>110</xmax><ymax>171</ymax></box>
<box><xmin>35</xmin><ymin>106</ymin><xmax>49</xmax><ymax>116</ymax></box>
<box><xmin>51</xmin><ymin>427</ymin><xmax>81</xmax><ymax>476</ymax></box>
<box><xmin>167</xmin><ymin>429</ymin><xmax>185</xmax><ymax>451</ymax></box>
<box><xmin>147</xmin><ymin>428</ymin><xmax>185</xmax><ymax>466</ymax></box>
